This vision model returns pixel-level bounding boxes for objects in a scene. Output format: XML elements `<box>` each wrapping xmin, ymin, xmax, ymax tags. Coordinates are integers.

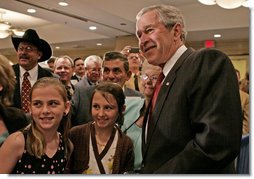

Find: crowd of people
<box><xmin>0</xmin><ymin>4</ymin><xmax>247</xmax><ymax>174</ymax></box>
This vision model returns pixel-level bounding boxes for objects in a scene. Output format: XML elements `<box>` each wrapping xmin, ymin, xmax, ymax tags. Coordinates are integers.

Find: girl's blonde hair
<box><xmin>25</xmin><ymin>77</ymin><xmax>72</xmax><ymax>159</ymax></box>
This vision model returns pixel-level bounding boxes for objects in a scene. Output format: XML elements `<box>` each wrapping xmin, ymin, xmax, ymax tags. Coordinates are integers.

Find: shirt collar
<box><xmin>20</xmin><ymin>65</ymin><xmax>38</xmax><ymax>79</ymax></box>
<box><xmin>163</xmin><ymin>45</ymin><xmax>187</xmax><ymax>77</ymax></box>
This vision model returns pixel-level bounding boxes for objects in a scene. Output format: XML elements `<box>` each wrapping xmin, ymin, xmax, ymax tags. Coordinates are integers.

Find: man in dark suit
<box><xmin>71</xmin><ymin>51</ymin><xmax>144</xmax><ymax>126</ymax></box>
<box><xmin>11</xmin><ymin>29</ymin><xmax>53</xmax><ymax>112</ymax></box>
<box><xmin>71</xmin><ymin>57</ymin><xmax>85</xmax><ymax>86</ymax></box>
<box><xmin>136</xmin><ymin>5</ymin><xmax>242</xmax><ymax>173</ymax></box>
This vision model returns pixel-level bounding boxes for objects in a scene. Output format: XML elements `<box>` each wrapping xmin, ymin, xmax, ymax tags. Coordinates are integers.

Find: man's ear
<box><xmin>173</xmin><ymin>23</ymin><xmax>182</xmax><ymax>40</ymax></box>
<box><xmin>0</xmin><ymin>84</ymin><xmax>3</xmax><ymax>92</ymax></box>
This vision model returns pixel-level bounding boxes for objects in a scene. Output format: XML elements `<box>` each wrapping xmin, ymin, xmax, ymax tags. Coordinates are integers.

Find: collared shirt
<box><xmin>19</xmin><ymin>65</ymin><xmax>38</xmax><ymax>92</ymax></box>
<box><xmin>145</xmin><ymin>45</ymin><xmax>187</xmax><ymax>143</ymax></box>
<box><xmin>75</xmin><ymin>74</ymin><xmax>82</xmax><ymax>81</ymax></box>
<box><xmin>162</xmin><ymin>45</ymin><xmax>187</xmax><ymax>79</ymax></box>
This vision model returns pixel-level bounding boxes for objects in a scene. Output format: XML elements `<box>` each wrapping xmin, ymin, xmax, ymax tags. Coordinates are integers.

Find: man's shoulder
<box><xmin>75</xmin><ymin>77</ymin><xmax>90</xmax><ymax>88</ymax></box>
<box><xmin>124</xmin><ymin>87</ymin><xmax>144</xmax><ymax>98</ymax></box>
<box><xmin>38</xmin><ymin>66</ymin><xmax>53</xmax><ymax>77</ymax></box>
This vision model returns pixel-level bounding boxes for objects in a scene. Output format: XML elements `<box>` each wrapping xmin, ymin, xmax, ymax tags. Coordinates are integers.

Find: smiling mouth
<box><xmin>40</xmin><ymin>117</ymin><xmax>53</xmax><ymax>121</ymax></box>
<box><xmin>144</xmin><ymin>45</ymin><xmax>156</xmax><ymax>52</ymax></box>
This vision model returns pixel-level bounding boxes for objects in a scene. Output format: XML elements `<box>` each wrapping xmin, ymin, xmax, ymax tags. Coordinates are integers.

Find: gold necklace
<box><xmin>97</xmin><ymin>142</ymin><xmax>106</xmax><ymax>147</ymax></box>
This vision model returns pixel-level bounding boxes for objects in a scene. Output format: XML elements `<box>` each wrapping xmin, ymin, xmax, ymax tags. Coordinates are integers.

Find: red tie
<box><xmin>21</xmin><ymin>72</ymin><xmax>31</xmax><ymax>113</ymax></box>
<box><xmin>151</xmin><ymin>72</ymin><xmax>165</xmax><ymax>110</ymax></box>
<box><xmin>147</xmin><ymin>72</ymin><xmax>165</xmax><ymax>139</ymax></box>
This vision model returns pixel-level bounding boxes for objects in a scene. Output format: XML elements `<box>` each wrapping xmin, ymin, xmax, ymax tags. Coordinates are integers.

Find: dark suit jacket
<box><xmin>141</xmin><ymin>48</ymin><xmax>242</xmax><ymax>174</ymax></box>
<box><xmin>12</xmin><ymin>64</ymin><xmax>53</xmax><ymax>109</ymax></box>
<box><xmin>0</xmin><ymin>102</ymin><xmax>30</xmax><ymax>135</ymax></box>
<box><xmin>71</xmin><ymin>83</ymin><xmax>144</xmax><ymax>127</ymax></box>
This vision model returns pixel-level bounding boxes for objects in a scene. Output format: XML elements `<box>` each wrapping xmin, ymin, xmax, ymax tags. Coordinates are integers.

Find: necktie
<box><xmin>147</xmin><ymin>72</ymin><xmax>165</xmax><ymax>139</ymax></box>
<box><xmin>134</xmin><ymin>74</ymin><xmax>140</xmax><ymax>91</ymax></box>
<box><xmin>151</xmin><ymin>72</ymin><xmax>165</xmax><ymax>110</ymax></box>
<box><xmin>65</xmin><ymin>85</ymin><xmax>73</xmax><ymax>100</ymax></box>
<box><xmin>21</xmin><ymin>72</ymin><xmax>31</xmax><ymax>113</ymax></box>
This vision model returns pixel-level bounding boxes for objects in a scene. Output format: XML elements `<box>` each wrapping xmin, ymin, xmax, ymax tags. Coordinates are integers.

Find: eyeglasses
<box><xmin>140</xmin><ymin>74</ymin><xmax>158</xmax><ymax>81</ymax></box>
<box><xmin>18</xmin><ymin>46</ymin><xmax>37</xmax><ymax>53</ymax></box>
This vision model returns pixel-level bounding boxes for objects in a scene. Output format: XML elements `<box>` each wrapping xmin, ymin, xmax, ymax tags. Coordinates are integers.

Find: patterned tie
<box><xmin>65</xmin><ymin>85</ymin><xmax>73</xmax><ymax>100</ymax></box>
<box><xmin>147</xmin><ymin>72</ymin><xmax>165</xmax><ymax>139</ymax></box>
<box><xmin>134</xmin><ymin>74</ymin><xmax>140</xmax><ymax>91</ymax></box>
<box><xmin>21</xmin><ymin>72</ymin><xmax>31</xmax><ymax>113</ymax></box>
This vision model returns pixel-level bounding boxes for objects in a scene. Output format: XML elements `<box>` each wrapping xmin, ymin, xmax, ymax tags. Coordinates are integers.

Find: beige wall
<box><xmin>3</xmin><ymin>35</ymin><xmax>249</xmax><ymax>76</ymax></box>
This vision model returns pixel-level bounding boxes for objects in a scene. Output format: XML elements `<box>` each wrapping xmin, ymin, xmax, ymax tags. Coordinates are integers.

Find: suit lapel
<box><xmin>143</xmin><ymin>48</ymin><xmax>194</xmax><ymax>156</ymax></box>
<box><xmin>12</xmin><ymin>64</ymin><xmax>21</xmax><ymax>108</ymax></box>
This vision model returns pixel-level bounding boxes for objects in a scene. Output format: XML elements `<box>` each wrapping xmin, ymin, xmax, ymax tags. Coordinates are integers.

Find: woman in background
<box><xmin>0</xmin><ymin>54</ymin><xmax>29</xmax><ymax>146</ymax></box>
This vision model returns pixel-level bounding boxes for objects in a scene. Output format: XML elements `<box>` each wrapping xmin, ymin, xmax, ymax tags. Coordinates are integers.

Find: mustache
<box><xmin>19</xmin><ymin>55</ymin><xmax>30</xmax><ymax>59</ymax></box>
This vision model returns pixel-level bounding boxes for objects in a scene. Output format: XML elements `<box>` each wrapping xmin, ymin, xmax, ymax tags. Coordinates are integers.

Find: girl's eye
<box><xmin>49</xmin><ymin>101</ymin><xmax>58</xmax><ymax>106</ymax></box>
<box><xmin>32</xmin><ymin>102</ymin><xmax>41</xmax><ymax>107</ymax></box>
<box><xmin>92</xmin><ymin>104</ymin><xmax>100</xmax><ymax>109</ymax></box>
<box><xmin>104</xmin><ymin>105</ymin><xmax>114</xmax><ymax>111</ymax></box>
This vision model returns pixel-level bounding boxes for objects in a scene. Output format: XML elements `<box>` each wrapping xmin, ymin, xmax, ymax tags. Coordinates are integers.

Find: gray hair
<box><xmin>84</xmin><ymin>55</ymin><xmax>103</xmax><ymax>68</ymax></box>
<box><xmin>54</xmin><ymin>55</ymin><xmax>74</xmax><ymax>68</ymax></box>
<box><xmin>136</xmin><ymin>4</ymin><xmax>187</xmax><ymax>42</ymax></box>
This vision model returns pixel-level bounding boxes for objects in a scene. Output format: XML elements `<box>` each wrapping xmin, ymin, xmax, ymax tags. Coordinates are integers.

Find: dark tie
<box><xmin>134</xmin><ymin>74</ymin><xmax>140</xmax><ymax>91</ymax></box>
<box><xmin>65</xmin><ymin>85</ymin><xmax>72</xmax><ymax>100</ymax></box>
<box><xmin>147</xmin><ymin>72</ymin><xmax>165</xmax><ymax>138</ymax></box>
<box><xmin>21</xmin><ymin>72</ymin><xmax>31</xmax><ymax>113</ymax></box>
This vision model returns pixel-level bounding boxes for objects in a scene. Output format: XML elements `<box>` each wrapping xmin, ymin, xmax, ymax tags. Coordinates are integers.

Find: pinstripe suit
<box><xmin>141</xmin><ymin>48</ymin><xmax>242</xmax><ymax>174</ymax></box>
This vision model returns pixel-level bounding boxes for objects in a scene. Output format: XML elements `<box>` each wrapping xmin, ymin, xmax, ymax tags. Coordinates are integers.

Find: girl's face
<box><xmin>30</xmin><ymin>86</ymin><xmax>70</xmax><ymax>132</ymax></box>
<box><xmin>91</xmin><ymin>91</ymin><xmax>119</xmax><ymax>130</ymax></box>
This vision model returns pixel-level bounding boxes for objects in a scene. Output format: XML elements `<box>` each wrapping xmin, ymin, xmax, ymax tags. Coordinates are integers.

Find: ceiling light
<box><xmin>198</xmin><ymin>0</ymin><xmax>216</xmax><ymax>5</ymax></box>
<box><xmin>242</xmin><ymin>0</ymin><xmax>252</xmax><ymax>7</ymax></box>
<box><xmin>214</xmin><ymin>34</ymin><xmax>221</xmax><ymax>38</ymax></box>
<box><xmin>0</xmin><ymin>21</ymin><xmax>11</xmax><ymax>30</ymax></box>
<box><xmin>0</xmin><ymin>10</ymin><xmax>25</xmax><ymax>39</ymax></box>
<box><xmin>58</xmin><ymin>1</ymin><xmax>69</xmax><ymax>6</ymax></box>
<box><xmin>0</xmin><ymin>30</ymin><xmax>10</xmax><ymax>38</ymax></box>
<box><xmin>96</xmin><ymin>43</ymin><xmax>102</xmax><ymax>46</ymax></box>
<box><xmin>89</xmin><ymin>26</ymin><xmax>97</xmax><ymax>30</ymax></box>
<box><xmin>198</xmin><ymin>0</ymin><xmax>248</xmax><ymax>9</ymax></box>
<box><xmin>0</xmin><ymin>10</ymin><xmax>11</xmax><ymax>30</ymax></box>
<box><xmin>216</xmin><ymin>0</ymin><xmax>243</xmax><ymax>9</ymax></box>
<box><xmin>12</xmin><ymin>29</ymin><xmax>25</xmax><ymax>36</ymax></box>
<box><xmin>27</xmin><ymin>9</ymin><xmax>36</xmax><ymax>13</ymax></box>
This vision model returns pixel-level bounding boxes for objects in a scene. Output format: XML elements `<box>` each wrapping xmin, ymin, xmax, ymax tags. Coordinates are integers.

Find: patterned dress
<box><xmin>11</xmin><ymin>132</ymin><xmax>67</xmax><ymax>174</ymax></box>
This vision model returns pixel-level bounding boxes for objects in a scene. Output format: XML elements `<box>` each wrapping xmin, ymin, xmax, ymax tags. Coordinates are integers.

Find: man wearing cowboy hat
<box><xmin>11</xmin><ymin>29</ymin><xmax>53</xmax><ymax>112</ymax></box>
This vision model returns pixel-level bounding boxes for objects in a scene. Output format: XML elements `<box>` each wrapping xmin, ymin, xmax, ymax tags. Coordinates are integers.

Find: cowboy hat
<box><xmin>11</xmin><ymin>29</ymin><xmax>52</xmax><ymax>62</ymax></box>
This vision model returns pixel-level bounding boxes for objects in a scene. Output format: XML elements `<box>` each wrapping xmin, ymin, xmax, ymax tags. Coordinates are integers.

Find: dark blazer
<box><xmin>71</xmin><ymin>84</ymin><xmax>144</xmax><ymax>127</ymax></box>
<box><xmin>0</xmin><ymin>102</ymin><xmax>30</xmax><ymax>134</ymax></box>
<box><xmin>141</xmin><ymin>48</ymin><xmax>242</xmax><ymax>174</ymax></box>
<box><xmin>12</xmin><ymin>64</ymin><xmax>53</xmax><ymax>109</ymax></box>
<box><xmin>65</xmin><ymin>121</ymin><xmax>134</xmax><ymax>174</ymax></box>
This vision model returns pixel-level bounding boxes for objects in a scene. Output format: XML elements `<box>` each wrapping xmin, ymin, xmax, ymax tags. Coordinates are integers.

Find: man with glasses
<box><xmin>11</xmin><ymin>29</ymin><xmax>53</xmax><ymax>113</ymax></box>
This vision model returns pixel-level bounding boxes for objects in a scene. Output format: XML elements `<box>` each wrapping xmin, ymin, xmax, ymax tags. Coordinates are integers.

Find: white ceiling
<box><xmin>0</xmin><ymin>0</ymin><xmax>250</xmax><ymax>54</ymax></box>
